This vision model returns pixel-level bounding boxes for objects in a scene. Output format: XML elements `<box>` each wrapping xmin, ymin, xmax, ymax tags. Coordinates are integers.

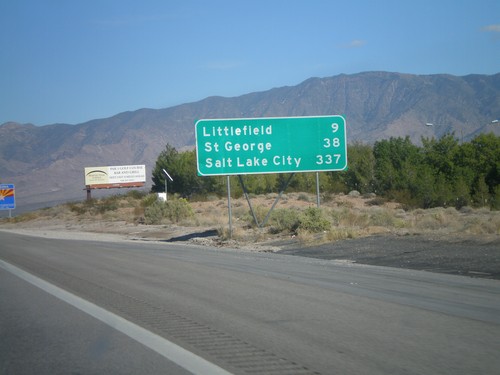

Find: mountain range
<box><xmin>1</xmin><ymin>71</ymin><xmax>499</xmax><ymax>213</ymax></box>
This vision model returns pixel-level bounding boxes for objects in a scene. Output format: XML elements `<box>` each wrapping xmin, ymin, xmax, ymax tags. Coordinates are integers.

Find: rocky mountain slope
<box><xmin>1</xmin><ymin>71</ymin><xmax>499</xmax><ymax>212</ymax></box>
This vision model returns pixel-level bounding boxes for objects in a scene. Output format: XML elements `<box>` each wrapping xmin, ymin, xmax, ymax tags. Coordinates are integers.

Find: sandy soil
<box><xmin>1</xmin><ymin>193</ymin><xmax>499</xmax><ymax>279</ymax></box>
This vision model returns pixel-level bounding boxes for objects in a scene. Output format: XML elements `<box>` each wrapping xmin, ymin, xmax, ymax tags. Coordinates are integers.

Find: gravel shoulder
<box><xmin>1</xmin><ymin>217</ymin><xmax>499</xmax><ymax>280</ymax></box>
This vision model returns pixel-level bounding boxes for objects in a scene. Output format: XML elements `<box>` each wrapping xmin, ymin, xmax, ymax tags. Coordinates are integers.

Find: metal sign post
<box><xmin>227</xmin><ymin>176</ymin><xmax>232</xmax><ymax>239</ymax></box>
<box><xmin>162</xmin><ymin>169</ymin><xmax>174</xmax><ymax>201</ymax></box>
<box><xmin>195</xmin><ymin>115</ymin><xmax>348</xmax><ymax>233</ymax></box>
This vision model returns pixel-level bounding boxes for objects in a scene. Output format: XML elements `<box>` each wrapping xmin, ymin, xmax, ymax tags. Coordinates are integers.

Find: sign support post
<box><xmin>316</xmin><ymin>172</ymin><xmax>320</xmax><ymax>208</ymax></box>
<box><xmin>227</xmin><ymin>176</ymin><xmax>232</xmax><ymax>239</ymax></box>
<box><xmin>195</xmin><ymin>115</ymin><xmax>348</xmax><ymax>233</ymax></box>
<box><xmin>162</xmin><ymin>169</ymin><xmax>174</xmax><ymax>201</ymax></box>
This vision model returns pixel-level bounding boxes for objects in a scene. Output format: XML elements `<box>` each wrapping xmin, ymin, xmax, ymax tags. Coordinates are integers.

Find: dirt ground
<box><xmin>1</xmin><ymin>193</ymin><xmax>499</xmax><ymax>280</ymax></box>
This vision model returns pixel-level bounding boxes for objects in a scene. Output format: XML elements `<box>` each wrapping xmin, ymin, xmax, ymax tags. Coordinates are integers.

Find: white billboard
<box><xmin>84</xmin><ymin>165</ymin><xmax>146</xmax><ymax>186</ymax></box>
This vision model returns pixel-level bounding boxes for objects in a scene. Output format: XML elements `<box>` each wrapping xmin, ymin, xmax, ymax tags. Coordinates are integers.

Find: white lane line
<box><xmin>0</xmin><ymin>260</ymin><xmax>233</xmax><ymax>375</ymax></box>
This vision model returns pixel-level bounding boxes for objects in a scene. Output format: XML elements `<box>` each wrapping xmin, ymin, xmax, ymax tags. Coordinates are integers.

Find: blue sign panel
<box><xmin>0</xmin><ymin>184</ymin><xmax>15</xmax><ymax>210</ymax></box>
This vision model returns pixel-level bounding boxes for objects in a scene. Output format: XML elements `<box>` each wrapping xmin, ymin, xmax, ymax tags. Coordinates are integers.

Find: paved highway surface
<box><xmin>1</xmin><ymin>231</ymin><xmax>499</xmax><ymax>374</ymax></box>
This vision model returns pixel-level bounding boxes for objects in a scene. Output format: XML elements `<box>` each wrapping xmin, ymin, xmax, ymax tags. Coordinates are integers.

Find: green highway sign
<box><xmin>195</xmin><ymin>115</ymin><xmax>347</xmax><ymax>176</ymax></box>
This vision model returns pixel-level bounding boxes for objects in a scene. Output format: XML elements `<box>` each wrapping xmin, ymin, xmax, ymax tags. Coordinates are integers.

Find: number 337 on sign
<box><xmin>316</xmin><ymin>154</ymin><xmax>342</xmax><ymax>165</ymax></box>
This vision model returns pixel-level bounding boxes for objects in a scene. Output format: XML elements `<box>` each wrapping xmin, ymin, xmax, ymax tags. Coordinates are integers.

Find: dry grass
<box><xmin>1</xmin><ymin>191</ymin><xmax>499</xmax><ymax>246</ymax></box>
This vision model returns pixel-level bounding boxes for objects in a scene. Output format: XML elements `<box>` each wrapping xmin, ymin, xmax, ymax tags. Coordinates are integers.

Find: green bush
<box><xmin>242</xmin><ymin>205</ymin><xmax>269</xmax><ymax>227</ymax></box>
<box><xmin>96</xmin><ymin>198</ymin><xmax>119</xmax><ymax>214</ymax></box>
<box><xmin>144</xmin><ymin>201</ymin><xmax>164</xmax><ymax>224</ymax></box>
<box><xmin>268</xmin><ymin>208</ymin><xmax>300</xmax><ymax>234</ymax></box>
<box><xmin>297</xmin><ymin>193</ymin><xmax>310</xmax><ymax>202</ymax></box>
<box><xmin>142</xmin><ymin>194</ymin><xmax>159</xmax><ymax>208</ymax></box>
<box><xmin>298</xmin><ymin>207</ymin><xmax>331</xmax><ymax>232</ymax></box>
<box><xmin>66</xmin><ymin>198</ymin><xmax>119</xmax><ymax>215</ymax></box>
<box><xmin>126</xmin><ymin>190</ymin><xmax>147</xmax><ymax>200</ymax></box>
<box><xmin>66</xmin><ymin>201</ymin><xmax>88</xmax><ymax>215</ymax></box>
<box><xmin>366</xmin><ymin>197</ymin><xmax>387</xmax><ymax>206</ymax></box>
<box><xmin>146</xmin><ymin>134</ymin><xmax>499</xmax><ymax>210</ymax></box>
<box><xmin>167</xmin><ymin>198</ymin><xmax>194</xmax><ymax>223</ymax></box>
<box><xmin>144</xmin><ymin>198</ymin><xmax>193</xmax><ymax>224</ymax></box>
<box><xmin>369</xmin><ymin>208</ymin><xmax>398</xmax><ymax>227</ymax></box>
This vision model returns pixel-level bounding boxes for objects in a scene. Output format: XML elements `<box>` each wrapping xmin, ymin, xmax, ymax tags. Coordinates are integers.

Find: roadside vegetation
<box><xmin>152</xmin><ymin>132</ymin><xmax>500</xmax><ymax>210</ymax></box>
<box><xmin>2</xmin><ymin>132</ymin><xmax>498</xmax><ymax>246</ymax></box>
<box><xmin>3</xmin><ymin>190</ymin><xmax>499</xmax><ymax>246</ymax></box>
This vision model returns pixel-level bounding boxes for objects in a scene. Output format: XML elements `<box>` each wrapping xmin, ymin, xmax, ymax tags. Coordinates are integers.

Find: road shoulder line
<box><xmin>0</xmin><ymin>259</ymin><xmax>232</xmax><ymax>375</ymax></box>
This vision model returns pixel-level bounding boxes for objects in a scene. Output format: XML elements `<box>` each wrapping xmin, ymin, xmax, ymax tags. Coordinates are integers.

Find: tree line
<box><xmin>151</xmin><ymin>132</ymin><xmax>500</xmax><ymax>210</ymax></box>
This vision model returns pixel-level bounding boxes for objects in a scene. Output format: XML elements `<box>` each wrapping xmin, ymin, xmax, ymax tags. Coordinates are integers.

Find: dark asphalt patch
<box><xmin>278</xmin><ymin>234</ymin><xmax>500</xmax><ymax>280</ymax></box>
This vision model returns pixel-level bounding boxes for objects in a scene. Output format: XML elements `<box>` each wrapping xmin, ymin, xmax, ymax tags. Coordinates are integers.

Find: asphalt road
<box><xmin>1</xmin><ymin>231</ymin><xmax>499</xmax><ymax>375</ymax></box>
<box><xmin>0</xmin><ymin>266</ymin><xmax>193</xmax><ymax>375</ymax></box>
<box><xmin>279</xmin><ymin>234</ymin><xmax>500</xmax><ymax>279</ymax></box>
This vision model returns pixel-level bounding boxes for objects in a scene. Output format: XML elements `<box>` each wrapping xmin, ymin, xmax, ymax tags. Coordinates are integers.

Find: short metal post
<box><xmin>227</xmin><ymin>176</ymin><xmax>232</xmax><ymax>239</ymax></box>
<box><xmin>316</xmin><ymin>172</ymin><xmax>320</xmax><ymax>208</ymax></box>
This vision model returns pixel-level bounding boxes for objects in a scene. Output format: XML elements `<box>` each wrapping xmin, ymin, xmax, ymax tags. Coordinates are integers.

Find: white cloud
<box><xmin>482</xmin><ymin>24</ymin><xmax>500</xmax><ymax>33</ymax></box>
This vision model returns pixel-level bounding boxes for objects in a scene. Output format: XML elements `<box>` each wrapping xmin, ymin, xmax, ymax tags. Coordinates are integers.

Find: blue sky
<box><xmin>1</xmin><ymin>0</ymin><xmax>499</xmax><ymax>126</ymax></box>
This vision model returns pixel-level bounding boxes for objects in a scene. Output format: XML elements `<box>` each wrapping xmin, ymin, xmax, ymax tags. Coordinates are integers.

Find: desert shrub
<box><xmin>330</xmin><ymin>208</ymin><xmax>369</xmax><ymax>228</ymax></box>
<box><xmin>66</xmin><ymin>199</ymin><xmax>106</xmax><ymax>215</ymax></box>
<box><xmin>463</xmin><ymin>216</ymin><xmax>488</xmax><ymax>234</ymax></box>
<box><xmin>268</xmin><ymin>208</ymin><xmax>300</xmax><ymax>234</ymax></box>
<box><xmin>133</xmin><ymin>206</ymin><xmax>144</xmax><ymax>217</ymax></box>
<box><xmin>320</xmin><ymin>192</ymin><xmax>334</xmax><ymax>203</ymax></box>
<box><xmin>66</xmin><ymin>202</ymin><xmax>87</xmax><ymax>215</ymax></box>
<box><xmin>142</xmin><ymin>194</ymin><xmax>159</xmax><ymax>208</ymax></box>
<box><xmin>243</xmin><ymin>205</ymin><xmax>269</xmax><ymax>227</ymax></box>
<box><xmin>186</xmin><ymin>193</ymin><xmax>207</xmax><ymax>202</ymax></box>
<box><xmin>297</xmin><ymin>193</ymin><xmax>311</xmax><ymax>202</ymax></box>
<box><xmin>298</xmin><ymin>207</ymin><xmax>331</xmax><ymax>232</ymax></box>
<box><xmin>96</xmin><ymin>198</ymin><xmax>119</xmax><ymax>214</ymax></box>
<box><xmin>167</xmin><ymin>198</ymin><xmax>194</xmax><ymax>223</ymax></box>
<box><xmin>69</xmin><ymin>196</ymin><xmax>119</xmax><ymax>215</ymax></box>
<box><xmin>366</xmin><ymin>197</ymin><xmax>386</xmax><ymax>206</ymax></box>
<box><xmin>217</xmin><ymin>226</ymin><xmax>231</xmax><ymax>241</ymax></box>
<box><xmin>326</xmin><ymin>228</ymin><xmax>358</xmax><ymax>241</ymax></box>
<box><xmin>144</xmin><ymin>198</ymin><xmax>193</xmax><ymax>224</ymax></box>
<box><xmin>144</xmin><ymin>201</ymin><xmax>164</xmax><ymax>224</ymax></box>
<box><xmin>369</xmin><ymin>208</ymin><xmax>398</xmax><ymax>227</ymax></box>
<box><xmin>126</xmin><ymin>190</ymin><xmax>147</xmax><ymax>200</ymax></box>
<box><xmin>6</xmin><ymin>212</ymin><xmax>39</xmax><ymax>223</ymax></box>
<box><xmin>413</xmin><ymin>209</ymin><xmax>448</xmax><ymax>230</ymax></box>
